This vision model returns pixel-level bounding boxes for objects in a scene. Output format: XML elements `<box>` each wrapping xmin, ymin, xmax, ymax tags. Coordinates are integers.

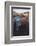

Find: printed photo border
<box><xmin>5</xmin><ymin>1</ymin><xmax>35</xmax><ymax>44</ymax></box>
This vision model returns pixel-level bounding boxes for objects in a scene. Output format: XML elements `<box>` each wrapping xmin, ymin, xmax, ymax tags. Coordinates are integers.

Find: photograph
<box><xmin>11</xmin><ymin>7</ymin><xmax>30</xmax><ymax>36</ymax></box>
<box><xmin>5</xmin><ymin>2</ymin><xmax>35</xmax><ymax>44</ymax></box>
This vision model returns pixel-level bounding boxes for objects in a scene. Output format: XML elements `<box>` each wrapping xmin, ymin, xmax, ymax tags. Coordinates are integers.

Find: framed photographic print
<box><xmin>5</xmin><ymin>1</ymin><xmax>35</xmax><ymax>44</ymax></box>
